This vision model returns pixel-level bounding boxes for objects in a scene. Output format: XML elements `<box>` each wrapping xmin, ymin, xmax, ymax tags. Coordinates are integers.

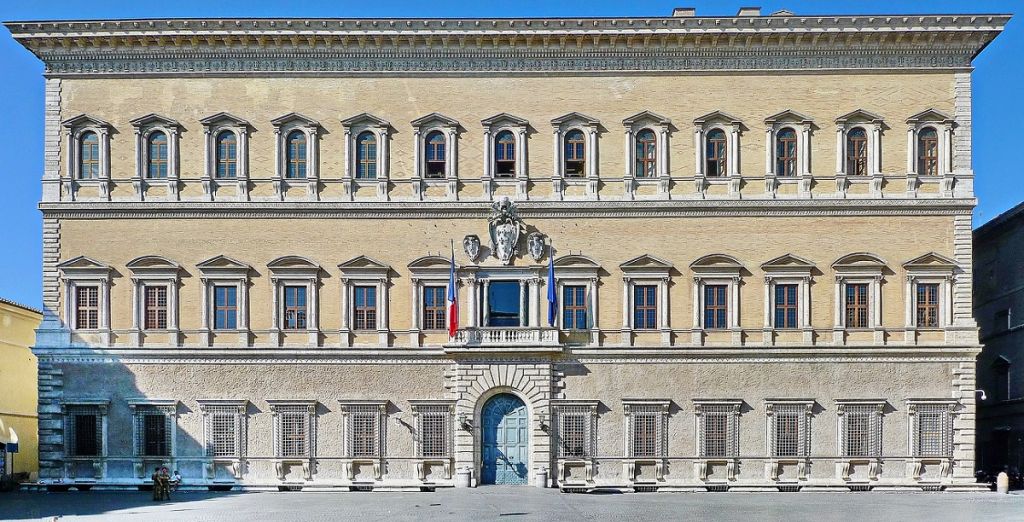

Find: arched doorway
<box><xmin>480</xmin><ymin>393</ymin><xmax>529</xmax><ymax>485</ymax></box>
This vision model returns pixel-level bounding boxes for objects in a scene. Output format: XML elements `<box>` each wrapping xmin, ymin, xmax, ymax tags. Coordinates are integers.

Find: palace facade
<box><xmin>8</xmin><ymin>8</ymin><xmax>1008</xmax><ymax>491</ymax></box>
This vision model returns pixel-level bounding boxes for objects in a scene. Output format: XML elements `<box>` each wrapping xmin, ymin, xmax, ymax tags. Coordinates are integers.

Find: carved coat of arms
<box><xmin>488</xmin><ymin>196</ymin><xmax>523</xmax><ymax>265</ymax></box>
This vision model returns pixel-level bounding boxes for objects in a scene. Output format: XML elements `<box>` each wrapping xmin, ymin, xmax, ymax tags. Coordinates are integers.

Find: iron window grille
<box><xmin>555</xmin><ymin>405</ymin><xmax>596</xmax><ymax>459</ymax></box>
<box><xmin>840</xmin><ymin>403</ymin><xmax>883</xmax><ymax>458</ymax></box>
<box><xmin>276</xmin><ymin>406</ymin><xmax>312</xmax><ymax>458</ymax></box>
<box><xmin>344</xmin><ymin>404</ymin><xmax>385</xmax><ymax>459</ymax></box>
<box><xmin>415</xmin><ymin>405</ymin><xmax>451</xmax><ymax>459</ymax></box>
<box><xmin>133</xmin><ymin>406</ymin><xmax>174</xmax><ymax>457</ymax></box>
<box><xmin>769</xmin><ymin>403</ymin><xmax>810</xmax><ymax>458</ymax></box>
<box><xmin>65</xmin><ymin>405</ymin><xmax>103</xmax><ymax>457</ymax></box>
<box><xmin>204</xmin><ymin>405</ymin><xmax>244</xmax><ymax>458</ymax></box>
<box><xmin>627</xmin><ymin>404</ymin><xmax>667</xmax><ymax>459</ymax></box>
<box><xmin>912</xmin><ymin>404</ymin><xmax>954</xmax><ymax>458</ymax></box>
<box><xmin>698</xmin><ymin>404</ymin><xmax>739</xmax><ymax>458</ymax></box>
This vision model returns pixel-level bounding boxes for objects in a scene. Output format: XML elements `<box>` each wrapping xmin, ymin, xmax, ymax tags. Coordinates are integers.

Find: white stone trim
<box><xmin>692</xmin><ymin>111</ymin><xmax>742</xmax><ymax>198</ymax></box>
<box><xmin>267</xmin><ymin>256</ymin><xmax>321</xmax><ymax>347</ymax></box>
<box><xmin>130</xmin><ymin>114</ymin><xmax>181</xmax><ymax>201</ymax></box>
<box><xmin>764</xmin><ymin>110</ymin><xmax>813</xmax><ymax>198</ymax></box>
<box><xmin>905</xmin><ymin>109</ymin><xmax>955</xmax><ymax>198</ymax></box>
<box><xmin>411</xmin><ymin>113</ymin><xmax>459</xmax><ymax>201</ymax></box>
<box><xmin>200</xmin><ymin>112</ymin><xmax>250</xmax><ymax>202</ymax></box>
<box><xmin>57</xmin><ymin>256</ymin><xmax>112</xmax><ymax>345</ymax></box>
<box><xmin>338</xmin><ymin>256</ymin><xmax>391</xmax><ymax>347</ymax></box>
<box><xmin>62</xmin><ymin>115</ymin><xmax>111</xmax><ymax>201</ymax></box>
<box><xmin>271</xmin><ymin>113</ymin><xmax>320</xmax><ymax>201</ymax></box>
<box><xmin>831</xmin><ymin>253</ymin><xmax>888</xmax><ymax>345</ymax></box>
<box><xmin>834</xmin><ymin>110</ymin><xmax>884</xmax><ymax>198</ymax></box>
<box><xmin>481</xmin><ymin>113</ymin><xmax>529</xmax><ymax>200</ymax></box>
<box><xmin>622</xmin><ymin>111</ymin><xmax>671</xmax><ymax>200</ymax></box>
<box><xmin>342</xmin><ymin>113</ymin><xmax>390</xmax><ymax>202</ymax></box>
<box><xmin>550</xmin><ymin>113</ymin><xmax>600</xmax><ymax>201</ymax></box>
<box><xmin>620</xmin><ymin>255</ymin><xmax>673</xmax><ymax>346</ymax></box>
<box><xmin>267</xmin><ymin>399</ymin><xmax>316</xmax><ymax>481</ymax></box>
<box><xmin>196</xmin><ymin>255</ymin><xmax>252</xmax><ymax>347</ymax></box>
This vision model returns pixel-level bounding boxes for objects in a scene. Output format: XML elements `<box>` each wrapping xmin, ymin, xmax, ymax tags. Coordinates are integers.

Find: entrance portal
<box><xmin>480</xmin><ymin>393</ymin><xmax>529</xmax><ymax>485</ymax></box>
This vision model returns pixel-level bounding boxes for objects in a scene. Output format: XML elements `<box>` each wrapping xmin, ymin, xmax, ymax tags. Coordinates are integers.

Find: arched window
<box><xmin>635</xmin><ymin>129</ymin><xmax>657</xmax><ymax>178</ymax></box>
<box><xmin>216</xmin><ymin>131</ymin><xmax>238</xmax><ymax>178</ymax></box>
<box><xmin>285</xmin><ymin>130</ymin><xmax>307</xmax><ymax>179</ymax></box>
<box><xmin>918</xmin><ymin>127</ymin><xmax>939</xmax><ymax>176</ymax></box>
<box><xmin>494</xmin><ymin>130</ymin><xmax>516</xmax><ymax>177</ymax></box>
<box><xmin>705</xmin><ymin>129</ymin><xmax>727</xmax><ymax>177</ymax></box>
<box><xmin>356</xmin><ymin>131</ymin><xmax>377</xmax><ymax>179</ymax></box>
<box><xmin>846</xmin><ymin>128</ymin><xmax>868</xmax><ymax>176</ymax></box>
<box><xmin>563</xmin><ymin>129</ymin><xmax>586</xmax><ymax>178</ymax></box>
<box><xmin>425</xmin><ymin>131</ymin><xmax>446</xmax><ymax>179</ymax></box>
<box><xmin>147</xmin><ymin>132</ymin><xmax>168</xmax><ymax>179</ymax></box>
<box><xmin>79</xmin><ymin>131</ymin><xmax>100</xmax><ymax>179</ymax></box>
<box><xmin>775</xmin><ymin>128</ymin><xmax>798</xmax><ymax>177</ymax></box>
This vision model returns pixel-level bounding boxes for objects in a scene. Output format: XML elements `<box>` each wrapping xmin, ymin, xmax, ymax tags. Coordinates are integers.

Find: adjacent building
<box><xmin>7</xmin><ymin>8</ymin><xmax>1008</xmax><ymax>491</ymax></box>
<box><xmin>0</xmin><ymin>298</ymin><xmax>43</xmax><ymax>479</ymax></box>
<box><xmin>975</xmin><ymin>201</ymin><xmax>1024</xmax><ymax>476</ymax></box>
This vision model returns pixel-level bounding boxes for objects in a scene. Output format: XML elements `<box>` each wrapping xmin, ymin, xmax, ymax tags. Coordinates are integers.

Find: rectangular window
<box><xmin>206</xmin><ymin>406</ymin><xmax>241</xmax><ymax>457</ymax></box>
<box><xmin>558</xmin><ymin>411</ymin><xmax>588</xmax><ymax>458</ymax></box>
<box><xmin>770</xmin><ymin>404</ymin><xmax>808</xmax><ymax>458</ymax></box>
<box><xmin>213</xmin><ymin>286</ymin><xmax>238</xmax><ymax>330</ymax></box>
<box><xmin>699</xmin><ymin>405</ymin><xmax>737</xmax><ymax>458</ymax></box>
<box><xmin>703</xmin><ymin>284</ymin><xmax>728</xmax><ymax>329</ymax></box>
<box><xmin>283</xmin><ymin>286</ymin><xmax>307</xmax><ymax>330</ymax></box>
<box><xmin>142</xmin><ymin>413</ymin><xmax>169</xmax><ymax>457</ymax></box>
<box><xmin>417</xmin><ymin>406</ymin><xmax>450</xmax><ymax>459</ymax></box>
<box><xmin>75</xmin><ymin>286</ymin><xmax>99</xmax><ymax>330</ymax></box>
<box><xmin>914</xmin><ymin>405</ymin><xmax>952</xmax><ymax>458</ymax></box>
<box><xmin>422</xmin><ymin>286</ymin><xmax>446</xmax><ymax>331</ymax></box>
<box><xmin>278</xmin><ymin>407</ymin><xmax>309</xmax><ymax>458</ymax></box>
<box><xmin>626</xmin><ymin>407</ymin><xmax>659</xmax><ymax>456</ymax></box>
<box><xmin>66</xmin><ymin>407</ymin><xmax>102</xmax><ymax>457</ymax></box>
<box><xmin>486</xmin><ymin>280</ymin><xmax>522</xmax><ymax>327</ymax></box>
<box><xmin>353</xmin><ymin>286</ymin><xmax>377</xmax><ymax>331</ymax></box>
<box><xmin>844</xmin><ymin>283</ymin><xmax>869</xmax><ymax>328</ymax></box>
<box><xmin>841</xmin><ymin>405</ymin><xmax>881</xmax><ymax>458</ymax></box>
<box><xmin>564</xmin><ymin>135</ymin><xmax>585</xmax><ymax>177</ymax></box>
<box><xmin>144</xmin><ymin>286</ymin><xmax>168</xmax><ymax>330</ymax></box>
<box><xmin>633</xmin><ymin>285</ymin><xmax>657</xmax><ymax>330</ymax></box>
<box><xmin>562</xmin><ymin>285</ymin><xmax>588</xmax><ymax>331</ymax></box>
<box><xmin>345</xmin><ymin>405</ymin><xmax>382</xmax><ymax>458</ymax></box>
<box><xmin>916</xmin><ymin>283</ymin><xmax>940</xmax><ymax>328</ymax></box>
<box><xmin>774</xmin><ymin>284</ymin><xmax>799</xmax><ymax>329</ymax></box>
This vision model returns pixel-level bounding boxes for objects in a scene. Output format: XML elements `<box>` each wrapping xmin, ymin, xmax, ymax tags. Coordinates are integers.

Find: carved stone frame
<box><xmin>130</xmin><ymin>113</ymin><xmax>181</xmax><ymax>201</ymax></box>
<box><xmin>271</xmin><ymin>112</ymin><xmax>320</xmax><ymax>201</ymax></box>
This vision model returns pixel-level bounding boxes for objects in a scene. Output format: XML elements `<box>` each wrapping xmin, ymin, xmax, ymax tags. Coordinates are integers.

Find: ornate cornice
<box><xmin>5</xmin><ymin>14</ymin><xmax>1008</xmax><ymax>75</ymax></box>
<box><xmin>37</xmin><ymin>197</ymin><xmax>976</xmax><ymax>220</ymax></box>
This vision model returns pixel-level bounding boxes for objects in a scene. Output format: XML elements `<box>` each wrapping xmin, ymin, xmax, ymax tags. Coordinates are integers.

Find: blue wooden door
<box><xmin>481</xmin><ymin>394</ymin><xmax>529</xmax><ymax>485</ymax></box>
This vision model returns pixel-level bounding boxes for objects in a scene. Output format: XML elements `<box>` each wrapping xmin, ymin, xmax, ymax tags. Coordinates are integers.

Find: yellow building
<box><xmin>0</xmin><ymin>298</ymin><xmax>42</xmax><ymax>479</ymax></box>
<box><xmin>6</xmin><ymin>8</ymin><xmax>1009</xmax><ymax>492</ymax></box>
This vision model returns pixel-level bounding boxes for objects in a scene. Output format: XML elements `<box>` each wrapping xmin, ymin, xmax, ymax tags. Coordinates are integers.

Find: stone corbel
<box><xmin>201</xmin><ymin>176</ymin><xmax>215</xmax><ymax>201</ymax></box>
<box><xmin>727</xmin><ymin>175</ymin><xmax>741</xmax><ymax>197</ymax></box>
<box><xmin>132</xmin><ymin>176</ymin><xmax>145</xmax><ymax>201</ymax></box>
<box><xmin>658</xmin><ymin>175</ymin><xmax>671</xmax><ymax>198</ymax></box>
<box><xmin>764</xmin><ymin>174</ymin><xmax>778</xmax><ymax>198</ymax></box>
<box><xmin>835</xmin><ymin>173</ymin><xmax>848</xmax><ymax>198</ymax></box>
<box><xmin>622</xmin><ymin>175</ymin><xmax>635</xmax><ymax>201</ymax></box>
<box><xmin>272</xmin><ymin>175</ymin><xmax>285</xmax><ymax>201</ymax></box>
<box><xmin>799</xmin><ymin>173</ymin><xmax>813</xmax><ymax>198</ymax></box>
<box><xmin>694</xmin><ymin>174</ymin><xmax>708</xmax><ymax>199</ymax></box>
<box><xmin>235</xmin><ymin>177</ymin><xmax>249</xmax><ymax>202</ymax></box>
<box><xmin>941</xmin><ymin>172</ymin><xmax>956</xmax><ymax>197</ymax></box>
<box><xmin>906</xmin><ymin>172</ymin><xmax>920</xmax><ymax>198</ymax></box>
<box><xmin>870</xmin><ymin>172</ymin><xmax>884</xmax><ymax>196</ymax></box>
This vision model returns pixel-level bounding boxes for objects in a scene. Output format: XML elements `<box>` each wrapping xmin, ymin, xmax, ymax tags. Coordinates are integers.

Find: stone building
<box><xmin>975</xmin><ymin>201</ymin><xmax>1024</xmax><ymax>477</ymax></box>
<box><xmin>6</xmin><ymin>8</ymin><xmax>1008</xmax><ymax>491</ymax></box>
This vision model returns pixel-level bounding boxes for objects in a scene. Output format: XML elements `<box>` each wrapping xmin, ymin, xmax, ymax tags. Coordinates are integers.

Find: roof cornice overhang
<box><xmin>5</xmin><ymin>14</ymin><xmax>1009</xmax><ymax>76</ymax></box>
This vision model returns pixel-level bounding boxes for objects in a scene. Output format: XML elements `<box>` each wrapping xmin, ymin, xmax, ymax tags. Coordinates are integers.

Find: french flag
<box><xmin>448</xmin><ymin>242</ymin><xmax>459</xmax><ymax>338</ymax></box>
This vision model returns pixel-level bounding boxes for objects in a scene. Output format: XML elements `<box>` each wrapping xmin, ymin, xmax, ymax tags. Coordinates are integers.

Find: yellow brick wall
<box><xmin>0</xmin><ymin>301</ymin><xmax>41</xmax><ymax>477</ymax></box>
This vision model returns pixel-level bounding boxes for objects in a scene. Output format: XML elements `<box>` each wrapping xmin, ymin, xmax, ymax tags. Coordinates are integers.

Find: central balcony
<box><xmin>444</xmin><ymin>327</ymin><xmax>563</xmax><ymax>353</ymax></box>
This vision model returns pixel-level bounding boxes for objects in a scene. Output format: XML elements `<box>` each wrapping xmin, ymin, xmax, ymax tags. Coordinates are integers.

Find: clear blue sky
<box><xmin>0</xmin><ymin>1</ymin><xmax>1020</xmax><ymax>309</ymax></box>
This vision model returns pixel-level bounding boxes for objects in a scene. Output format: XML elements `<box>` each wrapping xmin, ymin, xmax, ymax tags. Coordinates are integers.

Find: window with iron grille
<box><xmin>75</xmin><ymin>286</ymin><xmax>99</xmax><ymax>330</ymax></box>
<box><xmin>65</xmin><ymin>406</ymin><xmax>103</xmax><ymax>457</ymax></box>
<box><xmin>277</xmin><ymin>406</ymin><xmax>310</xmax><ymax>458</ymax></box>
<box><xmin>283</xmin><ymin>286</ymin><xmax>307</xmax><ymax>330</ymax></box>
<box><xmin>286</xmin><ymin>130</ymin><xmax>307</xmax><ymax>179</ymax></box>
<box><xmin>770</xmin><ymin>403</ymin><xmax>809</xmax><ymax>458</ymax></box>
<box><xmin>133</xmin><ymin>407</ymin><xmax>173</xmax><ymax>457</ymax></box>
<box><xmin>425</xmin><ymin>131</ymin><xmax>446</xmax><ymax>178</ymax></box>
<box><xmin>416</xmin><ymin>405</ymin><xmax>450</xmax><ymax>458</ymax></box>
<box><xmin>214</xmin><ymin>285</ymin><xmax>237</xmax><ymax>330</ymax></box>
<box><xmin>562</xmin><ymin>285</ymin><xmax>588</xmax><ymax>331</ymax></box>
<box><xmin>706</xmin><ymin>129</ymin><xmax>728</xmax><ymax>177</ymax></box>
<box><xmin>555</xmin><ymin>405</ymin><xmax>595</xmax><ymax>459</ymax></box>
<box><xmin>353</xmin><ymin>286</ymin><xmax>377</xmax><ymax>331</ymax></box>
<box><xmin>494</xmin><ymin>130</ymin><xmax>517</xmax><ymax>177</ymax></box>
<box><xmin>345</xmin><ymin>405</ymin><xmax>383</xmax><ymax>458</ymax></box>
<box><xmin>916</xmin><ymin>283</ymin><xmax>940</xmax><ymax>328</ymax></box>
<box><xmin>840</xmin><ymin>404</ymin><xmax>882</xmax><ymax>458</ymax></box>
<box><xmin>635</xmin><ymin>129</ymin><xmax>657</xmax><ymax>178</ymax></box>
<box><xmin>846</xmin><ymin>128</ymin><xmax>868</xmax><ymax>176</ymax></box>
<box><xmin>918</xmin><ymin>127</ymin><xmax>939</xmax><ymax>176</ymax></box>
<box><xmin>633</xmin><ymin>285</ymin><xmax>657</xmax><ymax>330</ymax></box>
<box><xmin>774</xmin><ymin>284</ymin><xmax>799</xmax><ymax>329</ymax></box>
<box><xmin>204</xmin><ymin>406</ymin><xmax>243</xmax><ymax>458</ymax></box>
<box><xmin>144</xmin><ymin>285</ymin><xmax>168</xmax><ymax>330</ymax></box>
<box><xmin>913</xmin><ymin>404</ymin><xmax>953</xmax><ymax>458</ymax></box>
<box><xmin>776</xmin><ymin>128</ymin><xmax>798</xmax><ymax>177</ymax></box>
<box><xmin>564</xmin><ymin>129</ymin><xmax>586</xmax><ymax>177</ymax></box>
<box><xmin>698</xmin><ymin>404</ymin><xmax>738</xmax><ymax>458</ymax></box>
<box><xmin>422</xmin><ymin>286</ymin><xmax>446</xmax><ymax>331</ymax></box>
<box><xmin>628</xmin><ymin>405</ymin><xmax>666</xmax><ymax>459</ymax></box>
<box><xmin>704</xmin><ymin>284</ymin><xmax>728</xmax><ymax>329</ymax></box>
<box><xmin>845</xmin><ymin>283</ymin><xmax>869</xmax><ymax>328</ymax></box>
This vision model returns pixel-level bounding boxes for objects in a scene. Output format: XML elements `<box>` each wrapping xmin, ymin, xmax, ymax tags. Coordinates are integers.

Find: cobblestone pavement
<box><xmin>2</xmin><ymin>488</ymin><xmax>1023</xmax><ymax>521</ymax></box>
